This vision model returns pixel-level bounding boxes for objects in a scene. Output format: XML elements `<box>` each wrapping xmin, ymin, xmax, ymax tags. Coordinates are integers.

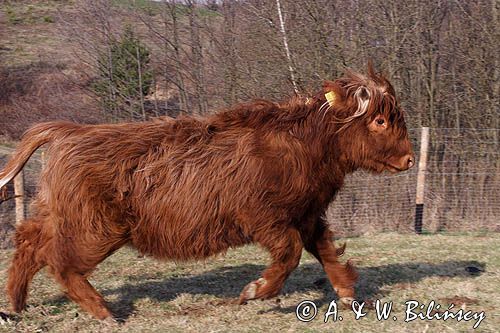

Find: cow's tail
<box><xmin>0</xmin><ymin>122</ymin><xmax>81</xmax><ymax>190</ymax></box>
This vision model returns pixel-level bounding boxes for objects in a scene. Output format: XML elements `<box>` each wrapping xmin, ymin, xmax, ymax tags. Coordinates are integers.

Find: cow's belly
<box><xmin>129</xmin><ymin>215</ymin><xmax>250</xmax><ymax>261</ymax></box>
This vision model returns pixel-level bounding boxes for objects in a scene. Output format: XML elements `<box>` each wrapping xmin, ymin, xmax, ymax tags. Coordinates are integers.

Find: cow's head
<box><xmin>321</xmin><ymin>64</ymin><xmax>415</xmax><ymax>173</ymax></box>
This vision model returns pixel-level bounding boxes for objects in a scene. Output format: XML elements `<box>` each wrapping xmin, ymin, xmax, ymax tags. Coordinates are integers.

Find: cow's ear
<box><xmin>322</xmin><ymin>80</ymin><xmax>346</xmax><ymax>107</ymax></box>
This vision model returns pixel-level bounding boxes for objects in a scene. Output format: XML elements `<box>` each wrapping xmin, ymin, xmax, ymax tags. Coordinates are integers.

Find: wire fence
<box><xmin>0</xmin><ymin>127</ymin><xmax>499</xmax><ymax>248</ymax></box>
<box><xmin>0</xmin><ymin>144</ymin><xmax>45</xmax><ymax>248</ymax></box>
<box><xmin>328</xmin><ymin>127</ymin><xmax>500</xmax><ymax>236</ymax></box>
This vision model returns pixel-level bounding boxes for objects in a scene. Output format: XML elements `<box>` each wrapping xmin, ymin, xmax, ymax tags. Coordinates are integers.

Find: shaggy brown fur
<box><xmin>0</xmin><ymin>66</ymin><xmax>414</xmax><ymax>319</ymax></box>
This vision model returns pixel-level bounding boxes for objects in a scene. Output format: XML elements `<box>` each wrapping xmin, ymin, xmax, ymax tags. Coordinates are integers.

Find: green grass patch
<box><xmin>111</xmin><ymin>0</ymin><xmax>221</xmax><ymax>18</ymax></box>
<box><xmin>3</xmin><ymin>4</ymin><xmax>57</xmax><ymax>25</ymax></box>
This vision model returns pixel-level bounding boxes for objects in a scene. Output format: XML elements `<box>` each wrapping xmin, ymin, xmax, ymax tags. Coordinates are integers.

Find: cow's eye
<box><xmin>376</xmin><ymin>118</ymin><xmax>385</xmax><ymax>125</ymax></box>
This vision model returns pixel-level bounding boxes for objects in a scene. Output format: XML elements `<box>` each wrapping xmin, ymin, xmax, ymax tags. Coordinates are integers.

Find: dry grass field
<box><xmin>0</xmin><ymin>232</ymin><xmax>498</xmax><ymax>332</ymax></box>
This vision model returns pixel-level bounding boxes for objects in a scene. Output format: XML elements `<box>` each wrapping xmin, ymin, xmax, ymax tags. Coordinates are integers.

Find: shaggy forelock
<box><xmin>335</xmin><ymin>70</ymin><xmax>406</xmax><ymax>135</ymax></box>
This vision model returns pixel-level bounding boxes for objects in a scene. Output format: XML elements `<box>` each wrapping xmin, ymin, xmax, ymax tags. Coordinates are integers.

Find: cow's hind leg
<box><xmin>239</xmin><ymin>227</ymin><xmax>302</xmax><ymax>304</ymax></box>
<box><xmin>47</xmin><ymin>231</ymin><xmax>128</xmax><ymax>320</ymax></box>
<box><xmin>51</xmin><ymin>270</ymin><xmax>112</xmax><ymax>320</ymax></box>
<box><xmin>7</xmin><ymin>217</ymin><xmax>48</xmax><ymax>312</ymax></box>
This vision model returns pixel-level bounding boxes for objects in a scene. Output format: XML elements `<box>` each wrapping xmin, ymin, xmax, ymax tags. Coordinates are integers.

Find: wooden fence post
<box><xmin>415</xmin><ymin>127</ymin><xmax>430</xmax><ymax>234</ymax></box>
<box><xmin>14</xmin><ymin>170</ymin><xmax>25</xmax><ymax>226</ymax></box>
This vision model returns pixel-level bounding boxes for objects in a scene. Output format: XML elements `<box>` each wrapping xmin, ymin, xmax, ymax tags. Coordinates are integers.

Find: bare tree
<box><xmin>275</xmin><ymin>0</ymin><xmax>299</xmax><ymax>93</ymax></box>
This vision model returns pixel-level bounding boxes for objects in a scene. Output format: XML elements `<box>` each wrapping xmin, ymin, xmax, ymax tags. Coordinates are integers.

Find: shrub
<box><xmin>92</xmin><ymin>26</ymin><xmax>153</xmax><ymax>119</ymax></box>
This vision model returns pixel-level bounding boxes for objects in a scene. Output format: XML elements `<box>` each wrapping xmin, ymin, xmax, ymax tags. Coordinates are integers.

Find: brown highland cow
<box><xmin>0</xmin><ymin>66</ymin><xmax>414</xmax><ymax>320</ymax></box>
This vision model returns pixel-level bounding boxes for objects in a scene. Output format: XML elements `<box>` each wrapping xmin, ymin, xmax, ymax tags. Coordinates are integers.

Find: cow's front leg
<box><xmin>239</xmin><ymin>227</ymin><xmax>302</xmax><ymax>304</ymax></box>
<box><xmin>305</xmin><ymin>228</ymin><xmax>358</xmax><ymax>306</ymax></box>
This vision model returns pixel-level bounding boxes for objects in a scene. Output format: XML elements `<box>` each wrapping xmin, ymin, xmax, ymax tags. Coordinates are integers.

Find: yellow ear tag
<box><xmin>325</xmin><ymin>91</ymin><xmax>336</xmax><ymax>106</ymax></box>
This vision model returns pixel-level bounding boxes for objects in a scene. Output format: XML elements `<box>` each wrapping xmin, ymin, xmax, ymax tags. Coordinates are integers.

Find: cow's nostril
<box><xmin>408</xmin><ymin>156</ymin><xmax>415</xmax><ymax>168</ymax></box>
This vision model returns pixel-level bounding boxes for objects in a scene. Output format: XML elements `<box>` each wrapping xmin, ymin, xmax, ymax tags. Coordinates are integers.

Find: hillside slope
<box><xmin>0</xmin><ymin>1</ymin><xmax>101</xmax><ymax>139</ymax></box>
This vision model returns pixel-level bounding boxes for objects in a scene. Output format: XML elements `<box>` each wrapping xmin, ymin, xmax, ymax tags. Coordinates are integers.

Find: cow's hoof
<box><xmin>339</xmin><ymin>297</ymin><xmax>355</xmax><ymax>309</ymax></box>
<box><xmin>101</xmin><ymin>316</ymin><xmax>119</xmax><ymax>325</ymax></box>
<box><xmin>238</xmin><ymin>278</ymin><xmax>267</xmax><ymax>304</ymax></box>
